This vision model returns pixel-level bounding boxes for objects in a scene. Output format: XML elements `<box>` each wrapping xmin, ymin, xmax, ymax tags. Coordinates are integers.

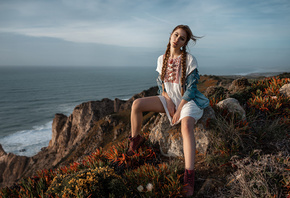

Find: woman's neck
<box><xmin>170</xmin><ymin>48</ymin><xmax>182</xmax><ymax>59</ymax></box>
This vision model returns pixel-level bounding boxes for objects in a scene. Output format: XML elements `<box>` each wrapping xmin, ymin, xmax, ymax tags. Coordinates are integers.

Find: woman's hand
<box><xmin>172</xmin><ymin>108</ymin><xmax>181</xmax><ymax>124</ymax></box>
<box><xmin>165</xmin><ymin>97</ymin><xmax>175</xmax><ymax>117</ymax></box>
<box><xmin>172</xmin><ymin>99</ymin><xmax>188</xmax><ymax>124</ymax></box>
<box><xmin>163</xmin><ymin>92</ymin><xmax>175</xmax><ymax>117</ymax></box>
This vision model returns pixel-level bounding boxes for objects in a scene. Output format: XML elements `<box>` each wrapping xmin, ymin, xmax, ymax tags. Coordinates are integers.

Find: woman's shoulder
<box><xmin>186</xmin><ymin>53</ymin><xmax>197</xmax><ymax>63</ymax></box>
<box><xmin>185</xmin><ymin>53</ymin><xmax>198</xmax><ymax>76</ymax></box>
<box><xmin>156</xmin><ymin>54</ymin><xmax>164</xmax><ymax>74</ymax></box>
<box><xmin>157</xmin><ymin>54</ymin><xmax>164</xmax><ymax>65</ymax></box>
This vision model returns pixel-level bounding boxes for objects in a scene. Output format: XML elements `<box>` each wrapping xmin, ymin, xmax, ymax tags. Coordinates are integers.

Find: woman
<box><xmin>127</xmin><ymin>25</ymin><xmax>209</xmax><ymax>197</ymax></box>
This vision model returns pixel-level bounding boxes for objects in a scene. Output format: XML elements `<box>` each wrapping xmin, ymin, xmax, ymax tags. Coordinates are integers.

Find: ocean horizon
<box><xmin>0</xmin><ymin>66</ymin><xmax>157</xmax><ymax>156</ymax></box>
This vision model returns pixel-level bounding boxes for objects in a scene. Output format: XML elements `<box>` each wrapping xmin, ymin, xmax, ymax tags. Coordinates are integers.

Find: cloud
<box><xmin>1</xmin><ymin>0</ymin><xmax>289</xmax><ymax>48</ymax></box>
<box><xmin>0</xmin><ymin>0</ymin><xmax>174</xmax><ymax>47</ymax></box>
<box><xmin>0</xmin><ymin>0</ymin><xmax>289</xmax><ymax>73</ymax></box>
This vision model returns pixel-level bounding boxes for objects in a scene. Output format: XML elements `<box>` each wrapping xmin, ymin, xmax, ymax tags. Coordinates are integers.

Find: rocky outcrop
<box><xmin>0</xmin><ymin>98</ymin><xmax>119</xmax><ymax>188</ymax></box>
<box><xmin>216</xmin><ymin>98</ymin><xmax>246</xmax><ymax>120</ymax></box>
<box><xmin>149</xmin><ymin>106</ymin><xmax>216</xmax><ymax>157</ymax></box>
<box><xmin>0</xmin><ymin>144</ymin><xmax>6</xmax><ymax>157</ymax></box>
<box><xmin>228</xmin><ymin>77</ymin><xmax>250</xmax><ymax>94</ymax></box>
<box><xmin>204</xmin><ymin>86</ymin><xmax>228</xmax><ymax>99</ymax></box>
<box><xmin>49</xmin><ymin>99</ymin><xmax>115</xmax><ymax>152</ymax></box>
<box><xmin>149</xmin><ymin>114</ymin><xmax>184</xmax><ymax>157</ymax></box>
<box><xmin>0</xmin><ymin>151</ymin><xmax>31</xmax><ymax>187</ymax></box>
<box><xmin>0</xmin><ymin>87</ymin><xmax>160</xmax><ymax>188</ymax></box>
<box><xmin>195</xmin><ymin>106</ymin><xmax>216</xmax><ymax>154</ymax></box>
<box><xmin>279</xmin><ymin>83</ymin><xmax>290</xmax><ymax>97</ymax></box>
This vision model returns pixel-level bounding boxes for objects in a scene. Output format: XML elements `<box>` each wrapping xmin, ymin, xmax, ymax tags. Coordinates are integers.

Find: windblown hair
<box><xmin>161</xmin><ymin>25</ymin><xmax>200</xmax><ymax>95</ymax></box>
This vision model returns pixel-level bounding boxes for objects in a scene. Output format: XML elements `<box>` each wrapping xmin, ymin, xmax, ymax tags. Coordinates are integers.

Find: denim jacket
<box><xmin>156</xmin><ymin>68</ymin><xmax>209</xmax><ymax>109</ymax></box>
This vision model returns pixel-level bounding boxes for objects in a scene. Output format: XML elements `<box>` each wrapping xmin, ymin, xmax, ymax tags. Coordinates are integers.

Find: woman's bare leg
<box><xmin>181</xmin><ymin>117</ymin><xmax>196</xmax><ymax>170</ymax></box>
<box><xmin>131</xmin><ymin>96</ymin><xmax>165</xmax><ymax>137</ymax></box>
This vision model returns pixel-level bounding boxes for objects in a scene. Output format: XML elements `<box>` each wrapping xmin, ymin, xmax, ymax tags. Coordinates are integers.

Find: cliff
<box><xmin>0</xmin><ymin>85</ymin><xmax>159</xmax><ymax>188</ymax></box>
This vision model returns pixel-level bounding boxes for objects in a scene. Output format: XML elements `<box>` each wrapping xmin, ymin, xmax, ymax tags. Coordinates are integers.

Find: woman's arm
<box><xmin>157</xmin><ymin>75</ymin><xmax>175</xmax><ymax>117</ymax></box>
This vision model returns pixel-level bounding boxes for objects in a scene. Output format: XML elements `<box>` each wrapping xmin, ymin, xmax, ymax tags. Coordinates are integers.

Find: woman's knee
<box><xmin>181</xmin><ymin>117</ymin><xmax>195</xmax><ymax>134</ymax></box>
<box><xmin>132</xmin><ymin>98</ymin><xmax>143</xmax><ymax>112</ymax></box>
<box><xmin>132</xmin><ymin>96</ymin><xmax>164</xmax><ymax>113</ymax></box>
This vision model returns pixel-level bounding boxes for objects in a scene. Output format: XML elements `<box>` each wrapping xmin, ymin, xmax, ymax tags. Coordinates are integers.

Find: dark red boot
<box><xmin>126</xmin><ymin>134</ymin><xmax>145</xmax><ymax>156</ymax></box>
<box><xmin>182</xmin><ymin>169</ymin><xmax>195</xmax><ymax>197</ymax></box>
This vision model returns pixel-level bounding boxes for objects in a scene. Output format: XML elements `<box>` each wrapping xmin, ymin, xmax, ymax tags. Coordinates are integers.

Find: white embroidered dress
<box><xmin>156</xmin><ymin>54</ymin><xmax>203</xmax><ymax>126</ymax></box>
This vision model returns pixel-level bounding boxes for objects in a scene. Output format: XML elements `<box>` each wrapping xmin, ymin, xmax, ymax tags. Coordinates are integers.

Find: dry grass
<box><xmin>222</xmin><ymin>151</ymin><xmax>290</xmax><ymax>198</ymax></box>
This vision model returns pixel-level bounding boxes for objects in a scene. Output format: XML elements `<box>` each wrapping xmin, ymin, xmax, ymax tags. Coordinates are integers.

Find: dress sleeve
<box><xmin>186</xmin><ymin>54</ymin><xmax>198</xmax><ymax>77</ymax></box>
<box><xmin>156</xmin><ymin>55</ymin><xmax>164</xmax><ymax>74</ymax></box>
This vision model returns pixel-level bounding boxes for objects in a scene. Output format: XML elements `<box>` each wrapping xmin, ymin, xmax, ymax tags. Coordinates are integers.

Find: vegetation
<box><xmin>0</xmin><ymin>75</ymin><xmax>289</xmax><ymax>197</ymax></box>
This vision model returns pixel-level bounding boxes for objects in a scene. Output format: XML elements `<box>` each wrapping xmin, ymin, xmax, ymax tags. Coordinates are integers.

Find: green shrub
<box><xmin>46</xmin><ymin>166</ymin><xmax>127</xmax><ymax>198</ymax></box>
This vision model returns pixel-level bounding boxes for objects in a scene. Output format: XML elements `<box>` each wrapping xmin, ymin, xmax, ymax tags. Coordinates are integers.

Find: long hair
<box><xmin>161</xmin><ymin>25</ymin><xmax>200</xmax><ymax>95</ymax></box>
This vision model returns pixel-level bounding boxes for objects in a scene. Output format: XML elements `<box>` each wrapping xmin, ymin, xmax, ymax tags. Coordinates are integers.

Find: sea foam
<box><xmin>0</xmin><ymin>121</ymin><xmax>53</xmax><ymax>157</ymax></box>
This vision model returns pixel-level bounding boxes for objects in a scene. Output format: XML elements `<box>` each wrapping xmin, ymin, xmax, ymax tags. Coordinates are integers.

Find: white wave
<box><xmin>0</xmin><ymin>121</ymin><xmax>52</xmax><ymax>157</ymax></box>
<box><xmin>0</xmin><ymin>103</ymin><xmax>77</xmax><ymax>157</ymax></box>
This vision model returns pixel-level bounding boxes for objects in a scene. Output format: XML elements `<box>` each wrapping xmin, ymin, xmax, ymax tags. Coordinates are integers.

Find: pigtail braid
<box><xmin>180</xmin><ymin>48</ymin><xmax>187</xmax><ymax>96</ymax></box>
<box><xmin>161</xmin><ymin>42</ymin><xmax>171</xmax><ymax>81</ymax></box>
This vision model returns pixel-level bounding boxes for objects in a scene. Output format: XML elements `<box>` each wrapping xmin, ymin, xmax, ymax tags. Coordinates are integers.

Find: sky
<box><xmin>0</xmin><ymin>0</ymin><xmax>289</xmax><ymax>75</ymax></box>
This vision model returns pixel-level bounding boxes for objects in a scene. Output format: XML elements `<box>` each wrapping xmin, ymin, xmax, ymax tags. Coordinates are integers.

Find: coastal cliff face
<box><xmin>0</xmin><ymin>86</ymin><xmax>159</xmax><ymax>188</ymax></box>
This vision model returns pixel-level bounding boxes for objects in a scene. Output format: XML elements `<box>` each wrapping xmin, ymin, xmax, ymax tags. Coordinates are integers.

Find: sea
<box><xmin>0</xmin><ymin>66</ymin><xmax>157</xmax><ymax>157</ymax></box>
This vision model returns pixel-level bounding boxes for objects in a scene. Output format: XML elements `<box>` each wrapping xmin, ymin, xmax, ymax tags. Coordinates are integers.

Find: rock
<box><xmin>228</xmin><ymin>77</ymin><xmax>250</xmax><ymax>94</ymax></box>
<box><xmin>114</xmin><ymin>98</ymin><xmax>126</xmax><ymax>113</ymax></box>
<box><xmin>197</xmin><ymin>105</ymin><xmax>216</xmax><ymax>128</ymax></box>
<box><xmin>0</xmin><ymin>144</ymin><xmax>7</xmax><ymax>157</ymax></box>
<box><xmin>0</xmin><ymin>153</ymin><xmax>32</xmax><ymax>188</ymax></box>
<box><xmin>149</xmin><ymin>106</ymin><xmax>216</xmax><ymax>157</ymax></box>
<box><xmin>194</xmin><ymin>106</ymin><xmax>216</xmax><ymax>154</ymax></box>
<box><xmin>142</xmin><ymin>113</ymin><xmax>161</xmax><ymax>133</ymax></box>
<box><xmin>49</xmin><ymin>113</ymin><xmax>68</xmax><ymax>148</ymax></box>
<box><xmin>204</xmin><ymin>86</ymin><xmax>228</xmax><ymax>99</ymax></box>
<box><xmin>104</xmin><ymin>115</ymin><xmax>125</xmax><ymax>140</ymax></box>
<box><xmin>49</xmin><ymin>99</ymin><xmax>115</xmax><ymax>151</ymax></box>
<box><xmin>149</xmin><ymin>114</ymin><xmax>183</xmax><ymax>157</ymax></box>
<box><xmin>69</xmin><ymin>98</ymin><xmax>115</xmax><ymax>144</ymax></box>
<box><xmin>279</xmin><ymin>83</ymin><xmax>290</xmax><ymax>97</ymax></box>
<box><xmin>0</xmin><ymin>98</ymin><xmax>116</xmax><ymax>188</ymax></box>
<box><xmin>216</xmin><ymin>98</ymin><xmax>246</xmax><ymax>120</ymax></box>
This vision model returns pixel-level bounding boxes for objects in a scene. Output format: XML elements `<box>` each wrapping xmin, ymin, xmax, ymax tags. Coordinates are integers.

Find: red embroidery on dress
<box><xmin>164</xmin><ymin>57</ymin><xmax>181</xmax><ymax>84</ymax></box>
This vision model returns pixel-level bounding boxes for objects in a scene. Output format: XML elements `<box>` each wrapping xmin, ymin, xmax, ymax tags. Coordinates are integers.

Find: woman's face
<box><xmin>170</xmin><ymin>28</ymin><xmax>187</xmax><ymax>50</ymax></box>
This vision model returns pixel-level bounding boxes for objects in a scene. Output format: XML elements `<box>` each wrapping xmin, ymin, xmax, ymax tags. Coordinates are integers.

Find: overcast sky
<box><xmin>0</xmin><ymin>0</ymin><xmax>289</xmax><ymax>75</ymax></box>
